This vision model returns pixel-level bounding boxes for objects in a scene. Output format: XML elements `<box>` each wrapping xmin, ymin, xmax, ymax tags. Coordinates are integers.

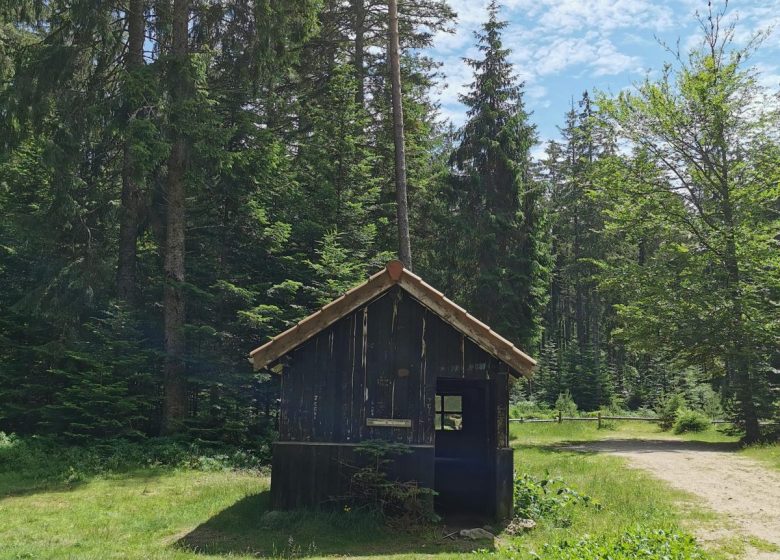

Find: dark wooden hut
<box><xmin>248</xmin><ymin>260</ymin><xmax>535</xmax><ymax>519</ymax></box>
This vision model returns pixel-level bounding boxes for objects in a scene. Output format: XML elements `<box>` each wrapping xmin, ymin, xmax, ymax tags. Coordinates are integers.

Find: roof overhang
<box><xmin>248</xmin><ymin>260</ymin><xmax>536</xmax><ymax>377</ymax></box>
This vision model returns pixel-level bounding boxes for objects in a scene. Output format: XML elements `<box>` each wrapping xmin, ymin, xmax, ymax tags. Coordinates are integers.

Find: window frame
<box><xmin>435</xmin><ymin>393</ymin><xmax>463</xmax><ymax>431</ymax></box>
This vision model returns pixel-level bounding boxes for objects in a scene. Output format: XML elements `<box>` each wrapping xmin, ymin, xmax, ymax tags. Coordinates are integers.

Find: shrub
<box><xmin>513</xmin><ymin>473</ymin><xmax>600</xmax><ymax>527</ymax></box>
<box><xmin>509</xmin><ymin>399</ymin><xmax>552</xmax><ymax>419</ymax></box>
<box><xmin>340</xmin><ymin>440</ymin><xmax>438</xmax><ymax>528</ymax></box>
<box><xmin>673</xmin><ymin>409</ymin><xmax>710</xmax><ymax>434</ymax></box>
<box><xmin>598</xmin><ymin>420</ymin><xmax>617</xmax><ymax>431</ymax></box>
<box><xmin>555</xmin><ymin>390</ymin><xmax>578</xmax><ymax>417</ymax></box>
<box><xmin>657</xmin><ymin>393</ymin><xmax>687</xmax><ymax>430</ymax></box>
<box><xmin>606</xmin><ymin>395</ymin><xmax>625</xmax><ymax>415</ymax></box>
<box><xmin>687</xmin><ymin>384</ymin><xmax>723</xmax><ymax>419</ymax></box>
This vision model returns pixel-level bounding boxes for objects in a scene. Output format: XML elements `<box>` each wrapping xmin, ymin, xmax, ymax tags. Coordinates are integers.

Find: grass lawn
<box><xmin>742</xmin><ymin>443</ymin><xmax>780</xmax><ymax>471</ymax></box>
<box><xmin>0</xmin><ymin>423</ymin><xmax>776</xmax><ymax>559</ymax></box>
<box><xmin>509</xmin><ymin>419</ymin><xmax>780</xmax><ymax>471</ymax></box>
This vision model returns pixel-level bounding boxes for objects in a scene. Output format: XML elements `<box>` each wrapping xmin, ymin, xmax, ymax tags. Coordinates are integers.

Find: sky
<box><xmin>424</xmin><ymin>0</ymin><xmax>780</xmax><ymax>155</ymax></box>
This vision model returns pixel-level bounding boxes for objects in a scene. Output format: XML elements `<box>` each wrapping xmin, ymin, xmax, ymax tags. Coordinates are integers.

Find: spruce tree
<box><xmin>449</xmin><ymin>1</ymin><xmax>548</xmax><ymax>349</ymax></box>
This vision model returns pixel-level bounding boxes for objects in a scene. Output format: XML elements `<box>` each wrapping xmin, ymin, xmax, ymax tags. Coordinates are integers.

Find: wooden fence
<box><xmin>508</xmin><ymin>411</ymin><xmax>735</xmax><ymax>429</ymax></box>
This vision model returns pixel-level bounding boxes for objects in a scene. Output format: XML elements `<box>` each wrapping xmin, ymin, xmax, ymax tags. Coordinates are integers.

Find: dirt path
<box><xmin>568</xmin><ymin>439</ymin><xmax>780</xmax><ymax>558</ymax></box>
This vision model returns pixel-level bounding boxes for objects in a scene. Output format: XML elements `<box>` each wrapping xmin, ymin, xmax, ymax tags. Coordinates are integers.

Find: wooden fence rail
<box><xmin>509</xmin><ymin>414</ymin><xmax>775</xmax><ymax>429</ymax></box>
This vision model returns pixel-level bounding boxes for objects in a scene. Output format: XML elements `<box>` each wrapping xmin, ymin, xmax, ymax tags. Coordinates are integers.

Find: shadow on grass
<box><xmin>0</xmin><ymin>467</ymin><xmax>168</xmax><ymax>501</ymax></box>
<box><xmin>177</xmin><ymin>491</ymin><xmax>496</xmax><ymax>558</ymax></box>
<box><xmin>552</xmin><ymin>438</ymin><xmax>740</xmax><ymax>454</ymax></box>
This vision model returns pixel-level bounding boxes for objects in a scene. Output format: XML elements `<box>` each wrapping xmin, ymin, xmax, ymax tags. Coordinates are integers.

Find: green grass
<box><xmin>0</xmin><ymin>468</ymin><xmax>263</xmax><ymax>559</ymax></box>
<box><xmin>0</xmin><ymin>467</ymin><xmax>491</xmax><ymax>559</ymax></box>
<box><xmin>507</xmin><ymin>421</ymin><xmax>734</xmax><ymax>559</ymax></box>
<box><xmin>511</xmin><ymin>419</ymin><xmax>780</xmax><ymax>471</ymax></box>
<box><xmin>2</xmin><ymin>422</ymin><xmax>776</xmax><ymax>559</ymax></box>
<box><xmin>509</xmin><ymin>418</ymin><xmax>741</xmax><ymax>445</ymax></box>
<box><xmin>742</xmin><ymin>443</ymin><xmax>780</xmax><ymax>471</ymax></box>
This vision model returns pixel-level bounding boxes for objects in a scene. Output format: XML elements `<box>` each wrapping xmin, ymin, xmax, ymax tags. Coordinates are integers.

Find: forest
<box><xmin>0</xmin><ymin>0</ymin><xmax>778</xmax><ymax>453</ymax></box>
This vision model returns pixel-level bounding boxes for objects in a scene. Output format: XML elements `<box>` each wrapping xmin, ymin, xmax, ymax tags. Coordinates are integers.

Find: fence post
<box><xmin>558</xmin><ymin>410</ymin><xmax>562</xmax><ymax>424</ymax></box>
<box><xmin>597</xmin><ymin>412</ymin><xmax>601</xmax><ymax>429</ymax></box>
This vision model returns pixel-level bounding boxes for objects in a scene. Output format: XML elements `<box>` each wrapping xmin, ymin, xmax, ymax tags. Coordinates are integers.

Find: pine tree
<box><xmin>388</xmin><ymin>0</ymin><xmax>412</xmax><ymax>269</ymax></box>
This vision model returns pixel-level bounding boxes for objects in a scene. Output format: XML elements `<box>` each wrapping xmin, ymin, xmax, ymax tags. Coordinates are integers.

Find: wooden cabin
<box><xmin>248</xmin><ymin>260</ymin><xmax>535</xmax><ymax>519</ymax></box>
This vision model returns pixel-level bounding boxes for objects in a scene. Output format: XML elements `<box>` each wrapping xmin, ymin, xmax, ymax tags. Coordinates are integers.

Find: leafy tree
<box><xmin>597</xmin><ymin>5</ymin><xmax>780</xmax><ymax>441</ymax></box>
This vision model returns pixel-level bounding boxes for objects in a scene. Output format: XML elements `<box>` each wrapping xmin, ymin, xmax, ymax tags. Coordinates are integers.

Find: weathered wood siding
<box><xmin>271</xmin><ymin>442</ymin><xmax>435</xmax><ymax>510</ymax></box>
<box><xmin>494</xmin><ymin>447</ymin><xmax>515</xmax><ymax>519</ymax></box>
<box><xmin>279</xmin><ymin>286</ymin><xmax>505</xmax><ymax>445</ymax></box>
<box><xmin>274</xmin><ymin>286</ymin><xmax>515</xmax><ymax>518</ymax></box>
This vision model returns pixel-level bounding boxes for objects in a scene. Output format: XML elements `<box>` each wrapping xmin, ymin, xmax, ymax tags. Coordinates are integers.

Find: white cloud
<box><xmin>531</xmin><ymin>34</ymin><xmax>642</xmax><ymax>77</ymax></box>
<box><xmin>426</xmin><ymin>0</ymin><xmax>780</xmax><ymax>146</ymax></box>
<box><xmin>503</xmin><ymin>0</ymin><xmax>677</xmax><ymax>34</ymax></box>
<box><xmin>429</xmin><ymin>2</ymin><xmax>652</xmax><ymax>128</ymax></box>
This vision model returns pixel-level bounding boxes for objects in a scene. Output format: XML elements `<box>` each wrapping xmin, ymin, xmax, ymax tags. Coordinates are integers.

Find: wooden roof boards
<box><xmin>248</xmin><ymin>260</ymin><xmax>537</xmax><ymax>377</ymax></box>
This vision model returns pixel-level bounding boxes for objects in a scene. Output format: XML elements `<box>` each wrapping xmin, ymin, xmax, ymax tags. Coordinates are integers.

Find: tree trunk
<box><xmin>162</xmin><ymin>0</ymin><xmax>190</xmax><ymax>434</ymax></box>
<box><xmin>388</xmin><ymin>0</ymin><xmax>412</xmax><ymax>269</ymax></box>
<box><xmin>352</xmin><ymin>0</ymin><xmax>365</xmax><ymax>106</ymax></box>
<box><xmin>117</xmin><ymin>0</ymin><xmax>146</xmax><ymax>302</ymax></box>
<box><xmin>724</xmin><ymin>232</ymin><xmax>760</xmax><ymax>442</ymax></box>
<box><xmin>718</xmin><ymin>120</ymin><xmax>760</xmax><ymax>442</ymax></box>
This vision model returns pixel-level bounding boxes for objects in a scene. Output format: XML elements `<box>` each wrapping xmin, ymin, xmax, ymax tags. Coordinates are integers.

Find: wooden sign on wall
<box><xmin>367</xmin><ymin>418</ymin><xmax>412</xmax><ymax>428</ymax></box>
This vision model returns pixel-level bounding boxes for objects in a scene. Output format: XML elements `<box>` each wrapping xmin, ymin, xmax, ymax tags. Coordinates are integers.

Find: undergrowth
<box><xmin>538</xmin><ymin>526</ymin><xmax>706</xmax><ymax>559</ymax></box>
<box><xmin>513</xmin><ymin>472</ymin><xmax>601</xmax><ymax>527</ymax></box>
<box><xmin>0</xmin><ymin>431</ymin><xmax>268</xmax><ymax>486</ymax></box>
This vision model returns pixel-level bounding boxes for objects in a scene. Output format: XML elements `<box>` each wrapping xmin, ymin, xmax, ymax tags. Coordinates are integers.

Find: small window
<box><xmin>435</xmin><ymin>394</ymin><xmax>463</xmax><ymax>431</ymax></box>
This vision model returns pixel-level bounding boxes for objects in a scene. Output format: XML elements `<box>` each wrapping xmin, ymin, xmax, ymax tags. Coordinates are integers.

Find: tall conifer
<box><xmin>450</xmin><ymin>1</ymin><xmax>548</xmax><ymax>349</ymax></box>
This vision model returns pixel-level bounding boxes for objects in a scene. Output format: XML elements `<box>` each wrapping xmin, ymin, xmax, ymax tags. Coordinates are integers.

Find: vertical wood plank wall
<box><xmin>273</xmin><ymin>286</ymin><xmax>515</xmax><ymax>516</ymax></box>
<box><xmin>280</xmin><ymin>286</ymin><xmax>507</xmax><ymax>445</ymax></box>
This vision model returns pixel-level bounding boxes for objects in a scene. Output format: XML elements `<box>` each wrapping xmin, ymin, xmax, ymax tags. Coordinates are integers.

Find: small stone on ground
<box><xmin>505</xmin><ymin>517</ymin><xmax>536</xmax><ymax>535</ymax></box>
<box><xmin>459</xmin><ymin>527</ymin><xmax>495</xmax><ymax>540</ymax></box>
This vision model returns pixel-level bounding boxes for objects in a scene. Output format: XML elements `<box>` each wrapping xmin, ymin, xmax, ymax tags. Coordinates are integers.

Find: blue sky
<box><xmin>425</xmin><ymin>0</ymin><xmax>780</xmax><ymax>155</ymax></box>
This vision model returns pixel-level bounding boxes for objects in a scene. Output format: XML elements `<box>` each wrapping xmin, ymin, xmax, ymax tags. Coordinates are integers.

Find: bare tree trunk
<box><xmin>117</xmin><ymin>0</ymin><xmax>145</xmax><ymax>302</ymax></box>
<box><xmin>723</xmin><ymin>206</ymin><xmax>760</xmax><ymax>442</ymax></box>
<box><xmin>352</xmin><ymin>0</ymin><xmax>365</xmax><ymax>106</ymax></box>
<box><xmin>162</xmin><ymin>0</ymin><xmax>190</xmax><ymax>434</ymax></box>
<box><xmin>388</xmin><ymin>0</ymin><xmax>412</xmax><ymax>269</ymax></box>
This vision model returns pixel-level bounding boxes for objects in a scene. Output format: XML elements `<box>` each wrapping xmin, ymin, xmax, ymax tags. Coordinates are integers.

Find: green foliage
<box><xmin>0</xmin><ymin>0</ymin><xmax>777</xmax><ymax>454</ymax></box>
<box><xmin>509</xmin><ymin>399</ymin><xmax>553</xmax><ymax>419</ymax></box>
<box><xmin>513</xmin><ymin>472</ymin><xmax>600</xmax><ymax>527</ymax></box>
<box><xmin>0</xmin><ymin>432</ymin><xmax>268</xmax><ymax>486</ymax></box>
<box><xmin>687</xmin><ymin>384</ymin><xmax>724</xmax><ymax>419</ymax></box>
<box><xmin>555</xmin><ymin>390</ymin><xmax>578</xmax><ymax>417</ymax></box>
<box><xmin>536</xmin><ymin>92</ymin><xmax>619</xmax><ymax>413</ymax></box>
<box><xmin>540</xmin><ymin>526</ymin><xmax>705</xmax><ymax>560</ymax></box>
<box><xmin>0</xmin><ymin>0</ymin><xmax>428</xmax><ymax>445</ymax></box>
<box><xmin>594</xmin><ymin>6</ymin><xmax>780</xmax><ymax>441</ymax></box>
<box><xmin>658</xmin><ymin>394</ymin><xmax>687</xmax><ymax>431</ymax></box>
<box><xmin>673</xmin><ymin>409</ymin><xmax>710</xmax><ymax>434</ymax></box>
<box><xmin>342</xmin><ymin>440</ymin><xmax>438</xmax><ymax>527</ymax></box>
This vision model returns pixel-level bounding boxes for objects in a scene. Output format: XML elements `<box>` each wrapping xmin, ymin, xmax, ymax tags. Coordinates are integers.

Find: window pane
<box><xmin>443</xmin><ymin>395</ymin><xmax>462</xmax><ymax>412</ymax></box>
<box><xmin>443</xmin><ymin>413</ymin><xmax>462</xmax><ymax>430</ymax></box>
<box><xmin>435</xmin><ymin>395</ymin><xmax>442</xmax><ymax>412</ymax></box>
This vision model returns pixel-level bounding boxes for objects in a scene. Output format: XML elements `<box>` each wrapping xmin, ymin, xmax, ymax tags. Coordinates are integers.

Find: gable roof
<box><xmin>248</xmin><ymin>260</ymin><xmax>537</xmax><ymax>377</ymax></box>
